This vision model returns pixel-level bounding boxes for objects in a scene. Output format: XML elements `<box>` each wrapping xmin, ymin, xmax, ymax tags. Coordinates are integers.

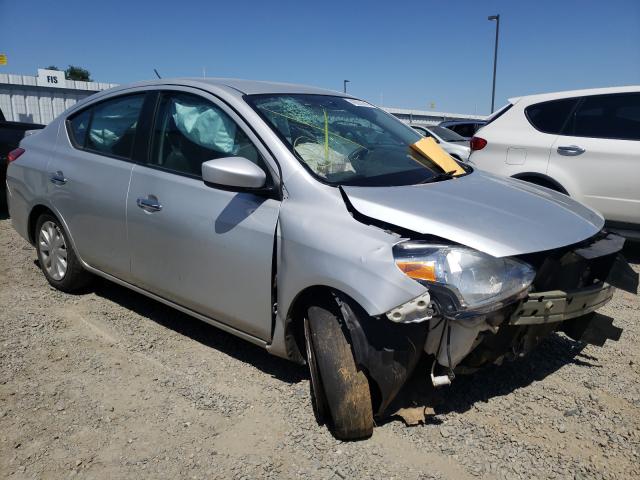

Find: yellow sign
<box><xmin>0</xmin><ymin>54</ymin><xmax>7</xmax><ymax>65</ymax></box>
<box><xmin>410</xmin><ymin>137</ymin><xmax>465</xmax><ymax>176</ymax></box>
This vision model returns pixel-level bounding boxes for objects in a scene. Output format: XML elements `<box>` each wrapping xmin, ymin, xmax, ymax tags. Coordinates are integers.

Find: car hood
<box><xmin>342</xmin><ymin>170</ymin><xmax>604</xmax><ymax>257</ymax></box>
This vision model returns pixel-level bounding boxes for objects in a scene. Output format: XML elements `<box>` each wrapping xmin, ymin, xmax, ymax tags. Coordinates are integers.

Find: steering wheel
<box><xmin>348</xmin><ymin>146</ymin><xmax>368</xmax><ymax>162</ymax></box>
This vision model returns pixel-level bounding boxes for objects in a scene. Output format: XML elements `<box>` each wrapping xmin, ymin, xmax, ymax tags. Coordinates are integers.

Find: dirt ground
<box><xmin>1</xmin><ymin>212</ymin><xmax>639</xmax><ymax>480</ymax></box>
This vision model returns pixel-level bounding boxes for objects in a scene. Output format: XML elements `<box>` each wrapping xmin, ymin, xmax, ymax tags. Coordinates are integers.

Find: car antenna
<box><xmin>153</xmin><ymin>69</ymin><xmax>162</xmax><ymax>79</ymax></box>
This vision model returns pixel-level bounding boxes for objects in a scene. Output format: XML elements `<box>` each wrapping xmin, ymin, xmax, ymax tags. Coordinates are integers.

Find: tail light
<box><xmin>7</xmin><ymin>148</ymin><xmax>25</xmax><ymax>163</ymax></box>
<box><xmin>470</xmin><ymin>137</ymin><xmax>487</xmax><ymax>151</ymax></box>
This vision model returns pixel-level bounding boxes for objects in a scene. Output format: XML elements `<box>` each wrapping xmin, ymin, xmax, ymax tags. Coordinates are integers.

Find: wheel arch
<box><xmin>27</xmin><ymin>204</ymin><xmax>57</xmax><ymax>244</ymax></box>
<box><xmin>511</xmin><ymin>172</ymin><xmax>569</xmax><ymax>195</ymax></box>
<box><xmin>27</xmin><ymin>204</ymin><xmax>82</xmax><ymax>264</ymax></box>
<box><xmin>284</xmin><ymin>285</ymin><xmax>348</xmax><ymax>363</ymax></box>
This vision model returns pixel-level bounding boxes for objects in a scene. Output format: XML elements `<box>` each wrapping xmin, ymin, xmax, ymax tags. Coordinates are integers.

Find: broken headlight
<box><xmin>393</xmin><ymin>242</ymin><xmax>535</xmax><ymax>314</ymax></box>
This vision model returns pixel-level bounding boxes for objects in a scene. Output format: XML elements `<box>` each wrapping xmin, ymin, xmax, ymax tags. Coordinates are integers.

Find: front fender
<box><xmin>266</xmin><ymin>188</ymin><xmax>427</xmax><ymax>360</ymax></box>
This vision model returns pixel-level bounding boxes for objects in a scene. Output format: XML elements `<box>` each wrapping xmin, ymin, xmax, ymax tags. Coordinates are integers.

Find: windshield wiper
<box><xmin>418</xmin><ymin>170</ymin><xmax>458</xmax><ymax>184</ymax></box>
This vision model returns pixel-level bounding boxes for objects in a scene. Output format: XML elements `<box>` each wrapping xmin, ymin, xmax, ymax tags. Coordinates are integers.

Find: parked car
<box><xmin>411</xmin><ymin>124</ymin><xmax>470</xmax><ymax>161</ymax></box>
<box><xmin>7</xmin><ymin>79</ymin><xmax>637</xmax><ymax>440</ymax></box>
<box><xmin>469</xmin><ymin>86</ymin><xmax>640</xmax><ymax>240</ymax></box>
<box><xmin>0</xmin><ymin>108</ymin><xmax>44</xmax><ymax>209</ymax></box>
<box><xmin>439</xmin><ymin>119</ymin><xmax>486</xmax><ymax>139</ymax></box>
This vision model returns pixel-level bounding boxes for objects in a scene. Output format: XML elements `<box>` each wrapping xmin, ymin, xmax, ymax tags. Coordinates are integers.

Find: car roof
<box><xmin>101</xmin><ymin>77</ymin><xmax>348</xmax><ymax>97</ymax></box>
<box><xmin>508</xmin><ymin>85</ymin><xmax>640</xmax><ymax>105</ymax></box>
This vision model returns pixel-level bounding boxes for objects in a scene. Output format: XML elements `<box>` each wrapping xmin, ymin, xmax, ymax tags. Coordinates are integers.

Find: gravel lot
<box><xmin>1</xmin><ymin>212</ymin><xmax>639</xmax><ymax>480</ymax></box>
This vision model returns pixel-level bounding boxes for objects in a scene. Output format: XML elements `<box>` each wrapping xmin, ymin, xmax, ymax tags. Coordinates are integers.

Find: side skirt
<box><xmin>81</xmin><ymin>263</ymin><xmax>268</xmax><ymax>349</ymax></box>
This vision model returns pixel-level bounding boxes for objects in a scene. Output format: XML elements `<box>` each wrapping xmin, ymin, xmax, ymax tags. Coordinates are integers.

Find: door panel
<box><xmin>126</xmin><ymin>89</ymin><xmax>280</xmax><ymax>340</ymax></box>
<box><xmin>48</xmin><ymin>93</ymin><xmax>146</xmax><ymax>278</ymax></box>
<box><xmin>49</xmin><ymin>147</ymin><xmax>133</xmax><ymax>277</ymax></box>
<box><xmin>549</xmin><ymin>135</ymin><xmax>640</xmax><ymax>222</ymax></box>
<box><xmin>548</xmin><ymin>93</ymin><xmax>640</xmax><ymax>223</ymax></box>
<box><xmin>127</xmin><ymin>165</ymin><xmax>279</xmax><ymax>339</ymax></box>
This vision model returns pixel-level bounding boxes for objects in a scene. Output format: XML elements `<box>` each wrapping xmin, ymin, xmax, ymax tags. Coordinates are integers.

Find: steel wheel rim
<box><xmin>38</xmin><ymin>221</ymin><xmax>67</xmax><ymax>281</ymax></box>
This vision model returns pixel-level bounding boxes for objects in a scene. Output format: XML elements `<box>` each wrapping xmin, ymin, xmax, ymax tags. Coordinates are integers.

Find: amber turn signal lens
<box><xmin>396</xmin><ymin>261</ymin><xmax>437</xmax><ymax>282</ymax></box>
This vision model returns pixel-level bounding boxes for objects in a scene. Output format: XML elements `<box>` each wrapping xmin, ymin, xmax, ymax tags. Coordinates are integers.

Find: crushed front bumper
<box><xmin>429</xmin><ymin>232</ymin><xmax>637</xmax><ymax>376</ymax></box>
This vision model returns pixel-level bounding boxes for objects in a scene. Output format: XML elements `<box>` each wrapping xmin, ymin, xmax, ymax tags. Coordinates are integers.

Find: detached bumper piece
<box><xmin>509</xmin><ymin>282</ymin><xmax>622</xmax><ymax>347</ymax></box>
<box><xmin>509</xmin><ymin>283</ymin><xmax>614</xmax><ymax>326</ymax></box>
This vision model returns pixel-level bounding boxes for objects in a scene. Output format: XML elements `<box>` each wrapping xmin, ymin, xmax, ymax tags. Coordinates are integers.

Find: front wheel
<box><xmin>305</xmin><ymin>301</ymin><xmax>374</xmax><ymax>440</ymax></box>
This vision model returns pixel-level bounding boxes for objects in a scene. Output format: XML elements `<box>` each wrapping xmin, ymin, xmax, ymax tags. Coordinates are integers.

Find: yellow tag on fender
<box><xmin>410</xmin><ymin>137</ymin><xmax>465</xmax><ymax>176</ymax></box>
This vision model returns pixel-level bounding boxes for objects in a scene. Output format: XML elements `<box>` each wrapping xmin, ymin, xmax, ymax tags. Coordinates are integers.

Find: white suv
<box><xmin>469</xmin><ymin>86</ymin><xmax>640</xmax><ymax>239</ymax></box>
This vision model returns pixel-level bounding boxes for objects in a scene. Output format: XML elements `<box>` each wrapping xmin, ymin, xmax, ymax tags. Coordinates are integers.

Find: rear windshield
<box><xmin>427</xmin><ymin>125</ymin><xmax>467</xmax><ymax>142</ymax></box>
<box><xmin>485</xmin><ymin>103</ymin><xmax>513</xmax><ymax>126</ymax></box>
<box><xmin>247</xmin><ymin>94</ymin><xmax>460</xmax><ymax>187</ymax></box>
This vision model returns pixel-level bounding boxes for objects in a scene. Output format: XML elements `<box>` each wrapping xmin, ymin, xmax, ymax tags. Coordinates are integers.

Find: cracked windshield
<box><xmin>248</xmin><ymin>94</ymin><xmax>444</xmax><ymax>186</ymax></box>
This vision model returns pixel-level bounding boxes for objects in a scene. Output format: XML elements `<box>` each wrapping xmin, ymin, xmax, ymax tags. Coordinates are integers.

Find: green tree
<box><xmin>65</xmin><ymin>65</ymin><xmax>91</xmax><ymax>82</ymax></box>
<box><xmin>45</xmin><ymin>65</ymin><xmax>61</xmax><ymax>71</ymax></box>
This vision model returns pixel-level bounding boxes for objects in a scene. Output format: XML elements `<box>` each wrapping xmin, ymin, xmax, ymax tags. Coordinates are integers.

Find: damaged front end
<box><xmin>338</xmin><ymin>232</ymin><xmax>638</xmax><ymax>418</ymax></box>
<box><xmin>444</xmin><ymin>232</ymin><xmax>637</xmax><ymax>375</ymax></box>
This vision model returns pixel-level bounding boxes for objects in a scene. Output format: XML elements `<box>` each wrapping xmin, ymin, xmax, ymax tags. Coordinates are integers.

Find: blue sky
<box><xmin>1</xmin><ymin>0</ymin><xmax>638</xmax><ymax>114</ymax></box>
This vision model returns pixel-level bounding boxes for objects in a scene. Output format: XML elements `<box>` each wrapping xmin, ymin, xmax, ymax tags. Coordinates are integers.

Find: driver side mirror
<box><xmin>201</xmin><ymin>157</ymin><xmax>266</xmax><ymax>190</ymax></box>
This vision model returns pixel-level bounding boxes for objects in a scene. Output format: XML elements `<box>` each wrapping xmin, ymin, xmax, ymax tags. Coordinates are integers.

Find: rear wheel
<box><xmin>305</xmin><ymin>301</ymin><xmax>374</xmax><ymax>440</ymax></box>
<box><xmin>35</xmin><ymin>214</ymin><xmax>91</xmax><ymax>292</ymax></box>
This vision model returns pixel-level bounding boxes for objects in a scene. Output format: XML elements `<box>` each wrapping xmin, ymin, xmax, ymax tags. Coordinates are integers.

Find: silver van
<box><xmin>6</xmin><ymin>79</ymin><xmax>637</xmax><ymax>439</ymax></box>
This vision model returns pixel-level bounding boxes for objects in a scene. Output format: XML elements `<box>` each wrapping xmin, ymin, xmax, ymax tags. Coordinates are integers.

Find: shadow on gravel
<box><xmin>91</xmin><ymin>278</ymin><xmax>306</xmax><ymax>385</ymax></box>
<box><xmin>622</xmin><ymin>241</ymin><xmax>640</xmax><ymax>264</ymax></box>
<box><xmin>385</xmin><ymin>333</ymin><xmax>593</xmax><ymax>423</ymax></box>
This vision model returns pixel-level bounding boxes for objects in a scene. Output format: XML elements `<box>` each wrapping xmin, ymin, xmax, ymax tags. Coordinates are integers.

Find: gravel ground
<box><xmin>1</xmin><ymin>213</ymin><xmax>639</xmax><ymax>480</ymax></box>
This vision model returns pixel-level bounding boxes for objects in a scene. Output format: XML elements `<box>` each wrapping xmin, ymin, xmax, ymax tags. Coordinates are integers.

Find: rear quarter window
<box><xmin>525</xmin><ymin>98</ymin><xmax>578</xmax><ymax>134</ymax></box>
<box><xmin>68</xmin><ymin>109</ymin><xmax>91</xmax><ymax>146</ymax></box>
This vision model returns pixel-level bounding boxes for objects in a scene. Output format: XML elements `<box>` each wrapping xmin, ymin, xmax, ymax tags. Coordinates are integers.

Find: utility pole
<box><xmin>343</xmin><ymin>79</ymin><xmax>350</xmax><ymax>94</ymax></box>
<box><xmin>488</xmin><ymin>14</ymin><xmax>500</xmax><ymax>113</ymax></box>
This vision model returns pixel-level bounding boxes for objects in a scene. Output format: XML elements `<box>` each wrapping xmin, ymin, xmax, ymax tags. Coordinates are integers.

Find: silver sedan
<box><xmin>6</xmin><ymin>79</ymin><xmax>637</xmax><ymax>439</ymax></box>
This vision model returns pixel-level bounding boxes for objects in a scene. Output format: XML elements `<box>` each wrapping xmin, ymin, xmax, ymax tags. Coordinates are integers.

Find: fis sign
<box><xmin>37</xmin><ymin>69</ymin><xmax>66</xmax><ymax>88</ymax></box>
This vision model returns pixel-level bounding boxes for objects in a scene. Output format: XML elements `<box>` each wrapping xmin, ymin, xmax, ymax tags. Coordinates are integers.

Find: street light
<box><xmin>488</xmin><ymin>14</ymin><xmax>500</xmax><ymax>113</ymax></box>
<box><xmin>343</xmin><ymin>79</ymin><xmax>350</xmax><ymax>94</ymax></box>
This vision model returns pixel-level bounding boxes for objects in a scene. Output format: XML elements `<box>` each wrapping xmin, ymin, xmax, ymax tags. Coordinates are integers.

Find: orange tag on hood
<box><xmin>410</xmin><ymin>137</ymin><xmax>465</xmax><ymax>176</ymax></box>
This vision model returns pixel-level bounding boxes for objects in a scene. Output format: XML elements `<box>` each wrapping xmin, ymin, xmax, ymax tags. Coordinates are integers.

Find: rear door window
<box><xmin>86</xmin><ymin>95</ymin><xmax>145</xmax><ymax>158</ymax></box>
<box><xmin>67</xmin><ymin>94</ymin><xmax>145</xmax><ymax>160</ymax></box>
<box><xmin>566</xmin><ymin>93</ymin><xmax>640</xmax><ymax>141</ymax></box>
<box><xmin>525</xmin><ymin>98</ymin><xmax>578</xmax><ymax>134</ymax></box>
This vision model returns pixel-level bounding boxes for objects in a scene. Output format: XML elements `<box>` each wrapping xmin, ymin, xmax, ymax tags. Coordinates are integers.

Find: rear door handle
<box><xmin>557</xmin><ymin>145</ymin><xmax>585</xmax><ymax>156</ymax></box>
<box><xmin>49</xmin><ymin>171</ymin><xmax>67</xmax><ymax>185</ymax></box>
<box><xmin>136</xmin><ymin>196</ymin><xmax>162</xmax><ymax>212</ymax></box>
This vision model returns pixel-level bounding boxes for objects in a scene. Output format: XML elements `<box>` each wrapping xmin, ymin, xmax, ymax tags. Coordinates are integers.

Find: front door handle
<box><xmin>557</xmin><ymin>145</ymin><xmax>585</xmax><ymax>156</ymax></box>
<box><xmin>49</xmin><ymin>171</ymin><xmax>67</xmax><ymax>185</ymax></box>
<box><xmin>136</xmin><ymin>196</ymin><xmax>163</xmax><ymax>212</ymax></box>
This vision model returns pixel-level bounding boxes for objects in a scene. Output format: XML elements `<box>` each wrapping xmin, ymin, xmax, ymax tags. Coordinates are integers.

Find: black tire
<box><xmin>35</xmin><ymin>213</ymin><xmax>91</xmax><ymax>292</ymax></box>
<box><xmin>306</xmin><ymin>302</ymin><xmax>374</xmax><ymax>440</ymax></box>
<box><xmin>0</xmin><ymin>186</ymin><xmax>7</xmax><ymax>214</ymax></box>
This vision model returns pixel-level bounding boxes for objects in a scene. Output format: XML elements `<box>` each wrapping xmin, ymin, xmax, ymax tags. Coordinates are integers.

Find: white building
<box><xmin>0</xmin><ymin>69</ymin><xmax>117</xmax><ymax>124</ymax></box>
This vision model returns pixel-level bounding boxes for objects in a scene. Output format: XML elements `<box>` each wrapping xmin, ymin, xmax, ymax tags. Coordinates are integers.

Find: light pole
<box><xmin>488</xmin><ymin>14</ymin><xmax>500</xmax><ymax>113</ymax></box>
<box><xmin>343</xmin><ymin>79</ymin><xmax>350</xmax><ymax>94</ymax></box>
